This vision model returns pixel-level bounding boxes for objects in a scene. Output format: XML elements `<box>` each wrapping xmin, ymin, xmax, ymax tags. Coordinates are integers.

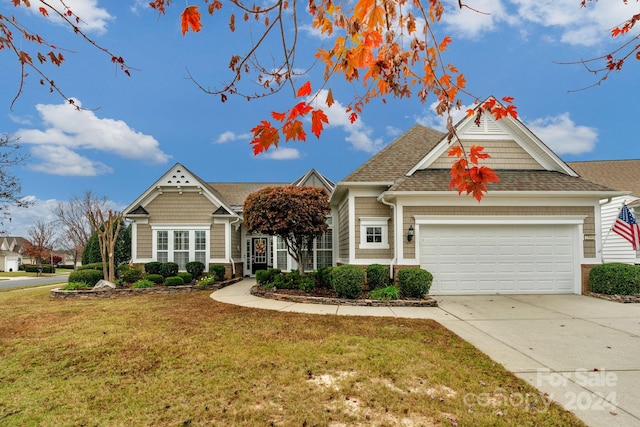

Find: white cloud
<box><xmin>259</xmin><ymin>147</ymin><xmax>301</xmax><ymax>160</ymax></box>
<box><xmin>416</xmin><ymin>100</ymin><xmax>472</xmax><ymax>132</ymax></box>
<box><xmin>39</xmin><ymin>0</ymin><xmax>114</xmax><ymax>34</ymax></box>
<box><xmin>309</xmin><ymin>90</ymin><xmax>384</xmax><ymax>153</ymax></box>
<box><xmin>215</xmin><ymin>131</ymin><xmax>251</xmax><ymax>144</ymax></box>
<box><xmin>442</xmin><ymin>0</ymin><xmax>515</xmax><ymax>38</ymax></box>
<box><xmin>526</xmin><ymin>113</ymin><xmax>598</xmax><ymax>155</ymax></box>
<box><xmin>16</xmin><ymin>99</ymin><xmax>170</xmax><ymax>176</ymax></box>
<box><xmin>29</xmin><ymin>146</ymin><xmax>113</xmax><ymax>176</ymax></box>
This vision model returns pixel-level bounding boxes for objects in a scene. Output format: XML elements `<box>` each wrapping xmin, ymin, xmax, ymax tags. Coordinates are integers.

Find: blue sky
<box><xmin>1</xmin><ymin>0</ymin><xmax>638</xmax><ymax>238</ymax></box>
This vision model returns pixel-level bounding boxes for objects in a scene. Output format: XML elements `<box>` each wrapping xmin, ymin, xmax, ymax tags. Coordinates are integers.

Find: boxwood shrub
<box><xmin>164</xmin><ymin>276</ymin><xmax>184</xmax><ymax>286</ymax></box>
<box><xmin>78</xmin><ymin>262</ymin><xmax>105</xmax><ymax>271</ymax></box>
<box><xmin>590</xmin><ymin>263</ymin><xmax>640</xmax><ymax>295</ymax></box>
<box><xmin>255</xmin><ymin>269</ymin><xmax>270</xmax><ymax>285</ymax></box>
<box><xmin>209</xmin><ymin>264</ymin><xmax>226</xmax><ymax>281</ymax></box>
<box><xmin>145</xmin><ymin>273</ymin><xmax>164</xmax><ymax>284</ymax></box>
<box><xmin>144</xmin><ymin>262</ymin><xmax>163</xmax><ymax>275</ymax></box>
<box><xmin>317</xmin><ymin>267</ymin><xmax>333</xmax><ymax>288</ymax></box>
<box><xmin>68</xmin><ymin>269</ymin><xmax>104</xmax><ymax>287</ymax></box>
<box><xmin>177</xmin><ymin>272</ymin><xmax>193</xmax><ymax>283</ymax></box>
<box><xmin>299</xmin><ymin>275</ymin><xmax>316</xmax><ymax>293</ymax></box>
<box><xmin>331</xmin><ymin>265</ymin><xmax>365</xmax><ymax>299</ymax></box>
<box><xmin>186</xmin><ymin>261</ymin><xmax>205</xmax><ymax>279</ymax></box>
<box><xmin>397</xmin><ymin>268</ymin><xmax>433</xmax><ymax>298</ymax></box>
<box><xmin>366</xmin><ymin>264</ymin><xmax>389</xmax><ymax>290</ymax></box>
<box><xmin>118</xmin><ymin>264</ymin><xmax>144</xmax><ymax>283</ymax></box>
<box><xmin>160</xmin><ymin>262</ymin><xmax>179</xmax><ymax>278</ymax></box>
<box><xmin>25</xmin><ymin>265</ymin><xmax>56</xmax><ymax>273</ymax></box>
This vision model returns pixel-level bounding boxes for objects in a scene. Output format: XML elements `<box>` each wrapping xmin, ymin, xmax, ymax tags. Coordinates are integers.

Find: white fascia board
<box><xmin>406</xmin><ymin>136</ymin><xmax>450</xmax><ymax>176</ymax></box>
<box><xmin>414</xmin><ymin>215</ymin><xmax>587</xmax><ymax>225</ymax></box>
<box><xmin>388</xmin><ymin>191</ymin><xmax>626</xmax><ymax>204</ymax></box>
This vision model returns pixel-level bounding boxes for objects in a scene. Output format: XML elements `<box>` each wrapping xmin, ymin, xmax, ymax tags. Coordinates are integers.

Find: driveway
<box><xmin>212</xmin><ymin>281</ymin><xmax>640</xmax><ymax>427</ymax></box>
<box><xmin>436</xmin><ymin>294</ymin><xmax>640</xmax><ymax>427</ymax></box>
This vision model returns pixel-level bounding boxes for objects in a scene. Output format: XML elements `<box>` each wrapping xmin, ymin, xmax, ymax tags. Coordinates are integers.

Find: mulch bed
<box><xmin>250</xmin><ymin>284</ymin><xmax>438</xmax><ymax>307</ymax></box>
<box><xmin>586</xmin><ymin>292</ymin><xmax>640</xmax><ymax>303</ymax></box>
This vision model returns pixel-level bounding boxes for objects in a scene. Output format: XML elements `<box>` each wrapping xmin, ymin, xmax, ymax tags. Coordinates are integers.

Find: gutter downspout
<box><xmin>378</xmin><ymin>192</ymin><xmax>397</xmax><ymax>281</ymax></box>
<box><xmin>229</xmin><ymin>216</ymin><xmax>242</xmax><ymax>277</ymax></box>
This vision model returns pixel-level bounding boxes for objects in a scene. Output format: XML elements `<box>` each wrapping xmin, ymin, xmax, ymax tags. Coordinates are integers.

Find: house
<box><xmin>125</xmin><ymin>100</ymin><xmax>624</xmax><ymax>295</ymax></box>
<box><xmin>0</xmin><ymin>236</ymin><xmax>29</xmax><ymax>272</ymax></box>
<box><xmin>329</xmin><ymin>107</ymin><xmax>621</xmax><ymax>295</ymax></box>
<box><xmin>566</xmin><ymin>160</ymin><xmax>640</xmax><ymax>264</ymax></box>
<box><xmin>124</xmin><ymin>167</ymin><xmax>335</xmax><ymax>279</ymax></box>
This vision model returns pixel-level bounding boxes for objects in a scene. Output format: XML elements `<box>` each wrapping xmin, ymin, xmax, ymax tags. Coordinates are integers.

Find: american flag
<box><xmin>612</xmin><ymin>204</ymin><xmax>640</xmax><ymax>250</ymax></box>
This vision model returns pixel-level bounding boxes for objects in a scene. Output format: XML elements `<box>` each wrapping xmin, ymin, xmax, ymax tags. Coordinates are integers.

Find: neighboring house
<box><xmin>567</xmin><ymin>160</ymin><xmax>640</xmax><ymax>264</ymax></box>
<box><xmin>0</xmin><ymin>236</ymin><xmax>29</xmax><ymax>272</ymax></box>
<box><xmin>330</xmin><ymin>105</ymin><xmax>621</xmax><ymax>295</ymax></box>
<box><xmin>124</xmin><ymin>167</ymin><xmax>335</xmax><ymax>279</ymax></box>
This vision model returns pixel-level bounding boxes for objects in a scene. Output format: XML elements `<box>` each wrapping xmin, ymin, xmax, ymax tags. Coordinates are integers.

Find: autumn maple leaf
<box><xmin>311</xmin><ymin>109</ymin><xmax>329</xmax><ymax>138</ymax></box>
<box><xmin>180</xmin><ymin>6</ymin><xmax>202</xmax><ymax>36</ymax></box>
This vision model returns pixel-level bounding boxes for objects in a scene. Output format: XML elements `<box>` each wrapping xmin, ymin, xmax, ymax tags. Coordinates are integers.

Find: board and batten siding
<box><xmin>403</xmin><ymin>206</ymin><xmax>596</xmax><ymax>259</ymax></box>
<box><xmin>429</xmin><ymin>139</ymin><xmax>541</xmax><ymax>170</ymax></box>
<box><xmin>354</xmin><ymin>197</ymin><xmax>394</xmax><ymax>259</ymax></box>
<box><xmin>136</xmin><ymin>224</ymin><xmax>152</xmax><ymax>259</ymax></box>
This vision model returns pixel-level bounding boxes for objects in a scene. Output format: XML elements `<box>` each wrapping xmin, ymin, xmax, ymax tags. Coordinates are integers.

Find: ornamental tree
<box><xmin>243</xmin><ymin>186</ymin><xmax>330</xmax><ymax>274</ymax></box>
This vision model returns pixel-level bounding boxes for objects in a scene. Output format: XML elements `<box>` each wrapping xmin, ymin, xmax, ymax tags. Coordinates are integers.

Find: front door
<box><xmin>251</xmin><ymin>237</ymin><xmax>268</xmax><ymax>274</ymax></box>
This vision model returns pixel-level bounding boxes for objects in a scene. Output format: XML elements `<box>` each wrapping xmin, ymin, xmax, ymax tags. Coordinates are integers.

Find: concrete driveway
<box><xmin>212</xmin><ymin>281</ymin><xmax>640</xmax><ymax>426</ymax></box>
<box><xmin>436</xmin><ymin>294</ymin><xmax>640</xmax><ymax>427</ymax></box>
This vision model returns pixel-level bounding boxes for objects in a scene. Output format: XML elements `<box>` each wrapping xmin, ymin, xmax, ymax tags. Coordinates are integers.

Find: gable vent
<box><xmin>466</xmin><ymin>114</ymin><xmax>506</xmax><ymax>135</ymax></box>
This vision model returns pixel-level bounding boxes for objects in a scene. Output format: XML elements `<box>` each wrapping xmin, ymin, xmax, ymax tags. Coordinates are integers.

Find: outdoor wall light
<box><xmin>407</xmin><ymin>225</ymin><xmax>415</xmax><ymax>242</ymax></box>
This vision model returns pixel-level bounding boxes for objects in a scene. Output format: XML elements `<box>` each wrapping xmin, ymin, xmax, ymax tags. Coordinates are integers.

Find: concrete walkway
<box><xmin>212</xmin><ymin>279</ymin><xmax>640</xmax><ymax>427</ymax></box>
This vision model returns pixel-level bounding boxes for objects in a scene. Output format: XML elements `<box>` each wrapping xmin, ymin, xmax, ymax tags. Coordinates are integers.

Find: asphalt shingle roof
<box><xmin>389</xmin><ymin>169</ymin><xmax>617</xmax><ymax>192</ymax></box>
<box><xmin>567</xmin><ymin>160</ymin><xmax>640</xmax><ymax>197</ymax></box>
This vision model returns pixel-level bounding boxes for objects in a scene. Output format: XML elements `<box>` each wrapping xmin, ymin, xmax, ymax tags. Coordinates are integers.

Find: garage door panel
<box><xmin>420</xmin><ymin>224</ymin><xmax>577</xmax><ymax>295</ymax></box>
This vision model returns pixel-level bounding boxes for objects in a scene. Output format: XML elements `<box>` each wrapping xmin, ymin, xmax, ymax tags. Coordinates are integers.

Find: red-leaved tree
<box><xmin>243</xmin><ymin>186</ymin><xmax>330</xmax><ymax>274</ymax></box>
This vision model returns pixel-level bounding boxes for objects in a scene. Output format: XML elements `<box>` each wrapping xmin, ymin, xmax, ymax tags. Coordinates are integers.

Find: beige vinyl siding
<box><xmin>137</xmin><ymin>224</ymin><xmax>152</xmax><ymax>259</ymax></box>
<box><xmin>211</xmin><ymin>223</ymin><xmax>226</xmax><ymax>259</ymax></box>
<box><xmin>338</xmin><ymin>200</ymin><xmax>349</xmax><ymax>259</ymax></box>
<box><xmin>146</xmin><ymin>192</ymin><xmax>216</xmax><ymax>223</ymax></box>
<box><xmin>429</xmin><ymin>139</ymin><xmax>542</xmax><ymax>170</ymax></box>
<box><xmin>403</xmin><ymin>206</ymin><xmax>596</xmax><ymax>259</ymax></box>
<box><xmin>354</xmin><ymin>197</ymin><xmax>394</xmax><ymax>259</ymax></box>
<box><xmin>231</xmin><ymin>225</ymin><xmax>241</xmax><ymax>259</ymax></box>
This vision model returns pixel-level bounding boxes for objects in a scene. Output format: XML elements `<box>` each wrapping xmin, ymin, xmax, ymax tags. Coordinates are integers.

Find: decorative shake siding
<box><xmin>146</xmin><ymin>192</ymin><xmax>215</xmax><ymax>223</ymax></box>
<box><xmin>429</xmin><ymin>139</ymin><xmax>541</xmax><ymax>170</ymax></box>
<box><xmin>403</xmin><ymin>206</ymin><xmax>596</xmax><ymax>259</ymax></box>
<box><xmin>137</xmin><ymin>224</ymin><xmax>152</xmax><ymax>259</ymax></box>
<box><xmin>211</xmin><ymin>223</ymin><xmax>226</xmax><ymax>259</ymax></box>
<box><xmin>338</xmin><ymin>200</ymin><xmax>349</xmax><ymax>259</ymax></box>
<box><xmin>354</xmin><ymin>197</ymin><xmax>394</xmax><ymax>259</ymax></box>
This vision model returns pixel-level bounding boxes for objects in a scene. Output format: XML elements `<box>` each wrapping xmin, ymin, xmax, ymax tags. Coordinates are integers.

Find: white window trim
<box><xmin>152</xmin><ymin>225</ymin><xmax>210</xmax><ymax>269</ymax></box>
<box><xmin>359</xmin><ymin>217</ymin><xmax>390</xmax><ymax>250</ymax></box>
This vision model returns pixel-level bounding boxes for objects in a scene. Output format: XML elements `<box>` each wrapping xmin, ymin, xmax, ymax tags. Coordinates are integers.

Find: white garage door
<box><xmin>419</xmin><ymin>224</ymin><xmax>578</xmax><ymax>294</ymax></box>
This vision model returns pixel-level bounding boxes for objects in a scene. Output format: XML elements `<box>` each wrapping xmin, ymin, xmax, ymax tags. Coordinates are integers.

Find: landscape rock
<box><xmin>93</xmin><ymin>280</ymin><xmax>116</xmax><ymax>291</ymax></box>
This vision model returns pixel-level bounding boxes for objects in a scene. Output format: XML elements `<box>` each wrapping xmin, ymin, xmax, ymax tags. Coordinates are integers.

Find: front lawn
<box><xmin>0</xmin><ymin>287</ymin><xmax>585</xmax><ymax>426</ymax></box>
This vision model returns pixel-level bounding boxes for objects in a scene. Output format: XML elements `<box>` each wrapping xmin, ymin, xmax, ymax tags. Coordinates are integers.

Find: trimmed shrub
<box><xmin>209</xmin><ymin>264</ymin><xmax>226</xmax><ymax>281</ymax></box>
<box><xmin>186</xmin><ymin>261</ymin><xmax>206</xmax><ymax>279</ymax></box>
<box><xmin>160</xmin><ymin>262</ymin><xmax>179</xmax><ymax>278</ymax></box>
<box><xmin>177</xmin><ymin>272</ymin><xmax>193</xmax><ymax>283</ymax></box>
<box><xmin>68</xmin><ymin>269</ymin><xmax>104</xmax><ymax>287</ymax></box>
<box><xmin>62</xmin><ymin>282</ymin><xmax>91</xmax><ymax>290</ymax></box>
<box><xmin>366</xmin><ymin>264</ymin><xmax>389</xmax><ymax>290</ymax></box>
<box><xmin>255</xmin><ymin>269</ymin><xmax>270</xmax><ymax>285</ymax></box>
<box><xmin>144</xmin><ymin>262</ymin><xmax>163</xmax><ymax>275</ymax></box>
<box><xmin>164</xmin><ymin>276</ymin><xmax>184</xmax><ymax>286</ymax></box>
<box><xmin>25</xmin><ymin>265</ymin><xmax>55</xmax><ymax>273</ymax></box>
<box><xmin>119</xmin><ymin>264</ymin><xmax>144</xmax><ymax>284</ymax></box>
<box><xmin>317</xmin><ymin>267</ymin><xmax>333</xmax><ymax>288</ymax></box>
<box><xmin>299</xmin><ymin>275</ymin><xmax>316</xmax><ymax>293</ymax></box>
<box><xmin>397</xmin><ymin>268</ymin><xmax>433</xmax><ymax>298</ymax></box>
<box><xmin>332</xmin><ymin>265</ymin><xmax>365</xmax><ymax>299</ymax></box>
<box><xmin>369</xmin><ymin>285</ymin><xmax>400</xmax><ymax>301</ymax></box>
<box><xmin>78</xmin><ymin>262</ymin><xmax>104</xmax><ymax>271</ymax></box>
<box><xmin>132</xmin><ymin>279</ymin><xmax>155</xmax><ymax>289</ymax></box>
<box><xmin>590</xmin><ymin>263</ymin><xmax>640</xmax><ymax>295</ymax></box>
<box><xmin>145</xmin><ymin>273</ymin><xmax>164</xmax><ymax>284</ymax></box>
<box><xmin>281</xmin><ymin>270</ymin><xmax>301</xmax><ymax>289</ymax></box>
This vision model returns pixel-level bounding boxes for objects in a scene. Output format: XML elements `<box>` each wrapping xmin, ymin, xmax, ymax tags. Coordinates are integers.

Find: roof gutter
<box><xmin>377</xmin><ymin>192</ymin><xmax>397</xmax><ymax>281</ymax></box>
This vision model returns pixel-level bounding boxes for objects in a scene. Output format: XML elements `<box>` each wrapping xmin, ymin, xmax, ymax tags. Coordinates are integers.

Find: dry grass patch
<box><xmin>0</xmin><ymin>287</ymin><xmax>585</xmax><ymax>426</ymax></box>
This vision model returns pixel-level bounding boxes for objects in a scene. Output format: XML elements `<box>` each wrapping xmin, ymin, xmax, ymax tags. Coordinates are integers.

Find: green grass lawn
<box><xmin>0</xmin><ymin>287</ymin><xmax>585</xmax><ymax>426</ymax></box>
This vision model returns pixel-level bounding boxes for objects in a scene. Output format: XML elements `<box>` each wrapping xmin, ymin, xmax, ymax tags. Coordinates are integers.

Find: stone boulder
<box><xmin>92</xmin><ymin>280</ymin><xmax>116</xmax><ymax>291</ymax></box>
